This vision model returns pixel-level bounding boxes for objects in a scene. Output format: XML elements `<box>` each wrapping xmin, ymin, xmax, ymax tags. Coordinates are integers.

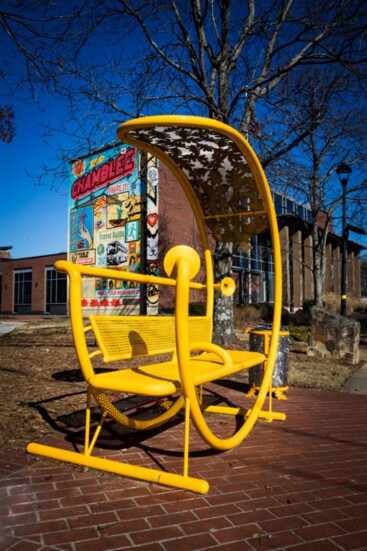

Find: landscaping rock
<box><xmin>307</xmin><ymin>307</ymin><xmax>360</xmax><ymax>365</ymax></box>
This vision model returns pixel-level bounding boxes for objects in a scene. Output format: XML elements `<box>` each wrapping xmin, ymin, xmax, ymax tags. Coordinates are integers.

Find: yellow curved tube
<box><xmin>28</xmin><ymin>115</ymin><xmax>284</xmax><ymax>494</ymax></box>
<box><xmin>170</xmin><ymin>245</ymin><xmax>281</xmax><ymax>451</ymax></box>
<box><xmin>93</xmin><ymin>391</ymin><xmax>185</xmax><ymax>431</ymax></box>
<box><xmin>117</xmin><ymin>115</ymin><xmax>282</xmax><ymax>407</ymax></box>
<box><xmin>27</xmin><ymin>443</ymin><xmax>209</xmax><ymax>494</ymax></box>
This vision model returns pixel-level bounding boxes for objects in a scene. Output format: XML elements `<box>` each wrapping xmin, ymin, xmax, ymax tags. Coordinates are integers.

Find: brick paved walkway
<box><xmin>1</xmin><ymin>384</ymin><xmax>366</xmax><ymax>551</ymax></box>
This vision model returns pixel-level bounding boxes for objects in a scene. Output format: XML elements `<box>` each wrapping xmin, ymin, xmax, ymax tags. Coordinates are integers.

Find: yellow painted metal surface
<box><xmin>28</xmin><ymin>115</ymin><xmax>284</xmax><ymax>493</ymax></box>
<box><xmin>90</xmin><ymin>314</ymin><xmax>212</xmax><ymax>362</ymax></box>
<box><xmin>27</xmin><ymin>443</ymin><xmax>209</xmax><ymax>494</ymax></box>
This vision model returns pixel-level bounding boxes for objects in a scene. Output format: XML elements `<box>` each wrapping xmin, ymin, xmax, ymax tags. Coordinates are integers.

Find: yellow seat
<box><xmin>27</xmin><ymin>115</ymin><xmax>285</xmax><ymax>494</ymax></box>
<box><xmin>88</xmin><ymin>350</ymin><xmax>267</xmax><ymax>395</ymax></box>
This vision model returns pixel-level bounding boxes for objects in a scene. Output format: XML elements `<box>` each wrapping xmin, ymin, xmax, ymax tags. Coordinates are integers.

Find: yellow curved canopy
<box><xmin>117</xmin><ymin>115</ymin><xmax>270</xmax><ymax>243</ymax></box>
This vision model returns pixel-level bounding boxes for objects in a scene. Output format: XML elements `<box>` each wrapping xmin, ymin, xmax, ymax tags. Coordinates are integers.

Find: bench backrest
<box><xmin>89</xmin><ymin>315</ymin><xmax>212</xmax><ymax>363</ymax></box>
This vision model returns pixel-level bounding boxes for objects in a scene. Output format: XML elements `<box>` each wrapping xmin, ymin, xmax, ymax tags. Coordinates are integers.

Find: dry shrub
<box><xmin>322</xmin><ymin>292</ymin><xmax>339</xmax><ymax>312</ymax></box>
<box><xmin>233</xmin><ymin>304</ymin><xmax>264</xmax><ymax>329</ymax></box>
<box><xmin>351</xmin><ymin>298</ymin><xmax>367</xmax><ymax>313</ymax></box>
<box><xmin>323</xmin><ymin>292</ymin><xmax>366</xmax><ymax>315</ymax></box>
<box><xmin>288</xmin><ymin>343</ymin><xmax>362</xmax><ymax>391</ymax></box>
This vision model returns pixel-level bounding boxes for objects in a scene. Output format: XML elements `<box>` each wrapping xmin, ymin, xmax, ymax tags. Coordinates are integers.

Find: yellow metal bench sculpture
<box><xmin>27</xmin><ymin>115</ymin><xmax>285</xmax><ymax>494</ymax></box>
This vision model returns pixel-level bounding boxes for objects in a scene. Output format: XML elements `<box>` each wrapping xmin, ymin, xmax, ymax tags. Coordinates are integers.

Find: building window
<box><xmin>46</xmin><ymin>267</ymin><xmax>67</xmax><ymax>312</ymax></box>
<box><xmin>233</xmin><ymin>235</ymin><xmax>274</xmax><ymax>304</ymax></box>
<box><xmin>273</xmin><ymin>191</ymin><xmax>283</xmax><ymax>215</ymax></box>
<box><xmin>286</xmin><ymin>198</ymin><xmax>295</xmax><ymax>215</ymax></box>
<box><xmin>14</xmin><ymin>269</ymin><xmax>32</xmax><ymax>310</ymax></box>
<box><xmin>272</xmin><ymin>190</ymin><xmax>313</xmax><ymax>223</ymax></box>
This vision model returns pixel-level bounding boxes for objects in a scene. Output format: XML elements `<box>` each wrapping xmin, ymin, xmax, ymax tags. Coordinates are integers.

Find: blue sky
<box><xmin>1</xmin><ymin>95</ymin><xmax>366</xmax><ymax>260</ymax></box>
<box><xmin>1</xmin><ymin>3</ymin><xmax>366</xmax><ymax>262</ymax></box>
<box><xmin>1</xmin><ymin>64</ymin><xmax>366</xmax><ymax>260</ymax></box>
<box><xmin>0</xmin><ymin>92</ymin><xmax>72</xmax><ymax>258</ymax></box>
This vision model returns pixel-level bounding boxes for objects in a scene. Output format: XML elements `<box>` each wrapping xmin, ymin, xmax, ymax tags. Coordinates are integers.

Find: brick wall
<box><xmin>0</xmin><ymin>253</ymin><xmax>67</xmax><ymax>315</ymax></box>
<box><xmin>158</xmin><ymin>163</ymin><xmax>209</xmax><ymax>311</ymax></box>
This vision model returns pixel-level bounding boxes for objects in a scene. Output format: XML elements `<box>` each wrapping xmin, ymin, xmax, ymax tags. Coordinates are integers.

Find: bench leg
<box><xmin>85</xmin><ymin>388</ymin><xmax>108</xmax><ymax>456</ymax></box>
<box><xmin>27</xmin><ymin>392</ymin><xmax>209</xmax><ymax>494</ymax></box>
<box><xmin>183</xmin><ymin>397</ymin><xmax>191</xmax><ymax>478</ymax></box>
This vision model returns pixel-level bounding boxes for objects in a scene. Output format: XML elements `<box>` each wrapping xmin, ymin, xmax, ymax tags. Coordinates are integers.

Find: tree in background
<box><xmin>361</xmin><ymin>256</ymin><xmax>367</xmax><ymax>298</ymax></box>
<box><xmin>269</xmin><ymin>67</ymin><xmax>367</xmax><ymax>308</ymax></box>
<box><xmin>0</xmin><ymin>104</ymin><xmax>15</xmax><ymax>142</ymax></box>
<box><xmin>1</xmin><ymin>0</ymin><xmax>367</xmax><ymax>341</ymax></box>
<box><xmin>0</xmin><ymin>71</ymin><xmax>15</xmax><ymax>143</ymax></box>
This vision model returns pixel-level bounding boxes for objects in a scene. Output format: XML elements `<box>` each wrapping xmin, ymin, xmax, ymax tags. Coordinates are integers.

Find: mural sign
<box><xmin>68</xmin><ymin>145</ymin><xmax>159</xmax><ymax>314</ymax></box>
<box><xmin>146</xmin><ymin>164</ymin><xmax>159</xmax><ymax>306</ymax></box>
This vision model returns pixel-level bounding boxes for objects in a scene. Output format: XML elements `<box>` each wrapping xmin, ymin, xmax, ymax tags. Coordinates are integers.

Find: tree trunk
<box><xmin>312</xmin><ymin>225</ymin><xmax>327</xmax><ymax>308</ymax></box>
<box><xmin>212</xmin><ymin>240</ymin><xmax>237</xmax><ymax>346</ymax></box>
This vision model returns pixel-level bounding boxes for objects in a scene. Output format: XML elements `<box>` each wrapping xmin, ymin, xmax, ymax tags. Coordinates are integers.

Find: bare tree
<box><xmin>273</xmin><ymin>67</ymin><xmax>367</xmax><ymax>307</ymax></box>
<box><xmin>361</xmin><ymin>256</ymin><xmax>367</xmax><ymax>298</ymax></box>
<box><xmin>0</xmin><ymin>69</ymin><xmax>15</xmax><ymax>143</ymax></box>
<box><xmin>0</xmin><ymin>104</ymin><xmax>15</xmax><ymax>142</ymax></box>
<box><xmin>1</xmin><ymin>0</ymin><xmax>367</xmax><ymax>342</ymax></box>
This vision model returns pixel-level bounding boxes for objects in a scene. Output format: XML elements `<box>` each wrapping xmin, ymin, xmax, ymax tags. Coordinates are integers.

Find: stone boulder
<box><xmin>307</xmin><ymin>307</ymin><xmax>360</xmax><ymax>365</ymax></box>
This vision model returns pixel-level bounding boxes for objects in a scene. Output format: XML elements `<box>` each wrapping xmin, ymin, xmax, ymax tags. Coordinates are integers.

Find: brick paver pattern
<box><xmin>1</xmin><ymin>384</ymin><xmax>366</xmax><ymax>550</ymax></box>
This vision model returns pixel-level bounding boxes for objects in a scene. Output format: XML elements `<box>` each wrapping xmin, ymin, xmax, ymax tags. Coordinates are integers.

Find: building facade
<box><xmin>230</xmin><ymin>191</ymin><xmax>363</xmax><ymax>309</ymax></box>
<box><xmin>0</xmin><ymin>249</ymin><xmax>67</xmax><ymax>315</ymax></box>
<box><xmin>158</xmin><ymin>167</ymin><xmax>364</xmax><ymax>310</ymax></box>
<box><xmin>1</xmin><ymin>161</ymin><xmax>363</xmax><ymax>316</ymax></box>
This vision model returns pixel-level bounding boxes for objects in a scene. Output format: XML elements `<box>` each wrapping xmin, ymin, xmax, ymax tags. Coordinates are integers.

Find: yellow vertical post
<box><xmin>264</xmin><ymin>334</ymin><xmax>273</xmax><ymax>417</ymax></box>
<box><xmin>84</xmin><ymin>388</ymin><xmax>92</xmax><ymax>454</ymax></box>
<box><xmin>183</xmin><ymin>397</ymin><xmax>191</xmax><ymax>478</ymax></box>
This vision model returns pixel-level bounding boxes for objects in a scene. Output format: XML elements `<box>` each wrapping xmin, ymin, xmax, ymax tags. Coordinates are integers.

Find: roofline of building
<box><xmin>0</xmin><ymin>252</ymin><xmax>67</xmax><ymax>263</ymax></box>
<box><xmin>69</xmin><ymin>140</ymin><xmax>120</xmax><ymax>164</ymax></box>
<box><xmin>277</xmin><ymin>213</ymin><xmax>366</xmax><ymax>250</ymax></box>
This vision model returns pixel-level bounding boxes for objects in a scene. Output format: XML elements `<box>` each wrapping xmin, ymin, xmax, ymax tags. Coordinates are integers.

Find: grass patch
<box><xmin>288</xmin><ymin>323</ymin><xmax>308</xmax><ymax>343</ymax></box>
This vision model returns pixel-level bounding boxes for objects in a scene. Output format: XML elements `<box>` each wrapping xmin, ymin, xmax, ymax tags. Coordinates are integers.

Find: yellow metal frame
<box><xmin>117</xmin><ymin>115</ymin><xmax>283</xmax><ymax>437</ymax></box>
<box><xmin>27</xmin><ymin>115</ymin><xmax>284</xmax><ymax>494</ymax></box>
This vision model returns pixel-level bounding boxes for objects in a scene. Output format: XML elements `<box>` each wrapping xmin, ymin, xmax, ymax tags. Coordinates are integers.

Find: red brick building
<box><xmin>0</xmin><ymin>248</ymin><xmax>67</xmax><ymax>315</ymax></box>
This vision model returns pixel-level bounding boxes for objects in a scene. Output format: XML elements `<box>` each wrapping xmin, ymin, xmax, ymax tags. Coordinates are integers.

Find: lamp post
<box><xmin>336</xmin><ymin>163</ymin><xmax>352</xmax><ymax>316</ymax></box>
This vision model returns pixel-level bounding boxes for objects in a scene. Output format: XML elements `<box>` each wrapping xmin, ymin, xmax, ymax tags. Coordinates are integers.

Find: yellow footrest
<box><xmin>27</xmin><ymin>443</ymin><xmax>209</xmax><ymax>494</ymax></box>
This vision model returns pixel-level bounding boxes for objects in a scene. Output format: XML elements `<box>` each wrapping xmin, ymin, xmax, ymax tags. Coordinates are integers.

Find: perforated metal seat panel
<box><xmin>89</xmin><ymin>315</ymin><xmax>212</xmax><ymax>362</ymax></box>
<box><xmin>88</xmin><ymin>361</ymin><xmax>179</xmax><ymax>396</ymax></box>
<box><xmin>191</xmin><ymin>350</ymin><xmax>266</xmax><ymax>383</ymax></box>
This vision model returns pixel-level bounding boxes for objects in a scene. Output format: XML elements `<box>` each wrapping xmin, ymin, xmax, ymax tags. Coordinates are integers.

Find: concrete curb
<box><xmin>340</xmin><ymin>361</ymin><xmax>367</xmax><ymax>395</ymax></box>
<box><xmin>0</xmin><ymin>321</ymin><xmax>26</xmax><ymax>336</ymax></box>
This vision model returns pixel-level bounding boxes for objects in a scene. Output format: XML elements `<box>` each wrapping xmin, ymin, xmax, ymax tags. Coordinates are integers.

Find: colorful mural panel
<box><xmin>145</xmin><ymin>163</ymin><xmax>159</xmax><ymax>306</ymax></box>
<box><xmin>69</xmin><ymin>205</ymin><xmax>94</xmax><ymax>252</ymax></box>
<box><xmin>68</xmin><ymin>145</ymin><xmax>159</xmax><ymax>314</ymax></box>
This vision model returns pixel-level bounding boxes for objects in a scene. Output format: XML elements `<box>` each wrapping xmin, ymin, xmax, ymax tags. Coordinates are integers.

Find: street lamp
<box><xmin>336</xmin><ymin>163</ymin><xmax>352</xmax><ymax>316</ymax></box>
